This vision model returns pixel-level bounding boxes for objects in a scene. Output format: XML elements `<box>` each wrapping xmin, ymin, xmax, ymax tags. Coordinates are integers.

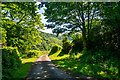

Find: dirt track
<box><xmin>26</xmin><ymin>55</ymin><xmax>96</xmax><ymax>80</ymax></box>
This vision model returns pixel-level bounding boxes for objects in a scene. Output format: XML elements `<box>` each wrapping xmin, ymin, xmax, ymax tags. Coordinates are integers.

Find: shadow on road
<box><xmin>25</xmin><ymin>55</ymin><xmax>97</xmax><ymax>80</ymax></box>
<box><xmin>26</xmin><ymin>61</ymin><xmax>72</xmax><ymax>80</ymax></box>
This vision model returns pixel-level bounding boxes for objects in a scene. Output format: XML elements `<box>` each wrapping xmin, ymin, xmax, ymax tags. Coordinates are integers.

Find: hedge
<box><xmin>2</xmin><ymin>47</ymin><xmax>21</xmax><ymax>79</ymax></box>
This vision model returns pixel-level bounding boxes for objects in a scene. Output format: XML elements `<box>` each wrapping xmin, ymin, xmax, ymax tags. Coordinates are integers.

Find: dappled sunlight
<box><xmin>26</xmin><ymin>61</ymin><xmax>72</xmax><ymax>80</ymax></box>
<box><xmin>53</xmin><ymin>58</ymin><xmax>97</xmax><ymax>80</ymax></box>
<box><xmin>49</xmin><ymin>50</ymin><xmax>62</xmax><ymax>59</ymax></box>
<box><xmin>52</xmin><ymin>57</ymin><xmax>120</xmax><ymax>79</ymax></box>
<box><xmin>2</xmin><ymin>2</ymin><xmax>120</xmax><ymax>79</ymax></box>
<box><xmin>21</xmin><ymin>58</ymin><xmax>38</xmax><ymax>64</ymax></box>
<box><xmin>51</xmin><ymin>54</ymin><xmax>69</xmax><ymax>60</ymax></box>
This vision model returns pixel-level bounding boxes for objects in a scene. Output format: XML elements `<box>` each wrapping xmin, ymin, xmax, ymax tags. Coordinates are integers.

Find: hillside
<box><xmin>35</xmin><ymin>32</ymin><xmax>62</xmax><ymax>51</ymax></box>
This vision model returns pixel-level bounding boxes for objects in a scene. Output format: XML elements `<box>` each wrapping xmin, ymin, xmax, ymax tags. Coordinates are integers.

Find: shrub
<box><xmin>80</xmin><ymin>50</ymin><xmax>120</xmax><ymax>64</ymax></box>
<box><xmin>26</xmin><ymin>50</ymin><xmax>39</xmax><ymax>58</ymax></box>
<box><xmin>49</xmin><ymin>44</ymin><xmax>62</xmax><ymax>56</ymax></box>
<box><xmin>2</xmin><ymin>47</ymin><xmax>21</xmax><ymax>79</ymax></box>
<box><xmin>79</xmin><ymin>50</ymin><xmax>120</xmax><ymax>78</ymax></box>
<box><xmin>61</xmin><ymin>36</ymin><xmax>72</xmax><ymax>55</ymax></box>
<box><xmin>69</xmin><ymin>34</ymin><xmax>83</xmax><ymax>57</ymax></box>
<box><xmin>22</xmin><ymin>50</ymin><xmax>41</xmax><ymax>58</ymax></box>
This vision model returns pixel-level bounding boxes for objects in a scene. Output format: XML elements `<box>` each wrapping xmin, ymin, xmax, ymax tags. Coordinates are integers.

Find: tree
<box><xmin>2</xmin><ymin>2</ymin><xmax>44</xmax><ymax>53</ymax></box>
<box><xmin>40</xmin><ymin>2</ymin><xmax>102</xmax><ymax>50</ymax></box>
<box><xmin>0</xmin><ymin>28</ymin><xmax>7</xmax><ymax>47</ymax></box>
<box><xmin>35</xmin><ymin>32</ymin><xmax>62</xmax><ymax>51</ymax></box>
<box><xmin>100</xmin><ymin>2</ymin><xmax>120</xmax><ymax>52</ymax></box>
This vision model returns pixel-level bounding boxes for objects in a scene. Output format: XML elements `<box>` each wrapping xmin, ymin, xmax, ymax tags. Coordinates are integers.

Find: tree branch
<box><xmin>81</xmin><ymin>3</ymin><xmax>85</xmax><ymax>29</ymax></box>
<box><xmin>90</xmin><ymin>6</ymin><xmax>96</xmax><ymax>30</ymax></box>
<box><xmin>10</xmin><ymin>11</ymin><xmax>14</xmax><ymax>20</ymax></box>
<box><xmin>89</xmin><ymin>3</ymin><xmax>94</xmax><ymax>16</ymax></box>
<box><xmin>17</xmin><ymin>13</ymin><xmax>26</xmax><ymax>24</ymax></box>
<box><xmin>76</xmin><ymin>2</ymin><xmax>83</xmax><ymax>31</ymax></box>
<box><xmin>88</xmin><ymin>2</ymin><xmax>90</xmax><ymax>36</ymax></box>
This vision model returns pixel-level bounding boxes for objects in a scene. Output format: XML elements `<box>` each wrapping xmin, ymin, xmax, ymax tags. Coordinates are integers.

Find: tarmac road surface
<box><xmin>26</xmin><ymin>55</ymin><xmax>72</xmax><ymax>80</ymax></box>
<box><xmin>26</xmin><ymin>55</ymin><xmax>96</xmax><ymax>80</ymax></box>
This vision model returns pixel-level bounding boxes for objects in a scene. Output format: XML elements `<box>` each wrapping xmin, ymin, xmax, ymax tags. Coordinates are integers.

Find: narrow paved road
<box><xmin>26</xmin><ymin>55</ymin><xmax>72</xmax><ymax>80</ymax></box>
<box><xmin>26</xmin><ymin>55</ymin><xmax>96</xmax><ymax>80</ymax></box>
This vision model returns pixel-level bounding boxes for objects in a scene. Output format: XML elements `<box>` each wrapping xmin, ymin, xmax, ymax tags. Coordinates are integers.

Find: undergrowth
<box><xmin>52</xmin><ymin>51</ymin><xmax>120</xmax><ymax>79</ymax></box>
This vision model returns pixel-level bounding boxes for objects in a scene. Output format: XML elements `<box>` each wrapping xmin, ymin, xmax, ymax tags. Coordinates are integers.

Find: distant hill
<box><xmin>34</xmin><ymin>32</ymin><xmax>62</xmax><ymax>51</ymax></box>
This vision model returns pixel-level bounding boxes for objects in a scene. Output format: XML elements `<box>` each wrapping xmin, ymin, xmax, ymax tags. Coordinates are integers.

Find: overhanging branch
<box><xmin>17</xmin><ymin>13</ymin><xmax>26</xmax><ymax>24</ymax></box>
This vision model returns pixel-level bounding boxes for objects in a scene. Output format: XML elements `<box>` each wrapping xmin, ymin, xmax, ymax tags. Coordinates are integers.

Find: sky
<box><xmin>36</xmin><ymin>2</ymin><xmax>53</xmax><ymax>34</ymax></box>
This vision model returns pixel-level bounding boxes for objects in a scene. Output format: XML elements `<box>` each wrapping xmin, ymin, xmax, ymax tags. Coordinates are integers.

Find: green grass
<box><xmin>11</xmin><ymin>51</ymin><xmax>49</xmax><ymax>80</ymax></box>
<box><xmin>10</xmin><ymin>57</ymin><xmax>37</xmax><ymax>80</ymax></box>
<box><xmin>52</xmin><ymin>54</ymin><xmax>120</xmax><ymax>79</ymax></box>
<box><xmin>12</xmin><ymin>62</ymin><xmax>33</xmax><ymax>79</ymax></box>
<box><xmin>51</xmin><ymin>54</ymin><xmax>69</xmax><ymax>60</ymax></box>
<box><xmin>21</xmin><ymin>57</ymin><xmax>38</xmax><ymax>64</ymax></box>
<box><xmin>49</xmin><ymin>50</ymin><xmax>62</xmax><ymax>59</ymax></box>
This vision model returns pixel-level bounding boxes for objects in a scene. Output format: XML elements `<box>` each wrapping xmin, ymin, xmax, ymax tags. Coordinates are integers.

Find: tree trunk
<box><xmin>87</xmin><ymin>2</ymin><xmax>90</xmax><ymax>50</ymax></box>
<box><xmin>88</xmin><ymin>2</ymin><xmax>90</xmax><ymax>37</ymax></box>
<box><xmin>81</xmin><ymin>3</ymin><xmax>87</xmax><ymax>51</ymax></box>
<box><xmin>82</xmin><ymin>28</ymin><xmax>87</xmax><ymax>51</ymax></box>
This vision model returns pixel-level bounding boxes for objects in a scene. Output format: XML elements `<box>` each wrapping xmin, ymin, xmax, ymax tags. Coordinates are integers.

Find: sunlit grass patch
<box><xmin>49</xmin><ymin>50</ymin><xmax>62</xmax><ymax>59</ymax></box>
<box><xmin>12</xmin><ymin>51</ymin><xmax>50</xmax><ymax>79</ymax></box>
<box><xmin>50</xmin><ymin>54</ymin><xmax>69</xmax><ymax>60</ymax></box>
<box><xmin>21</xmin><ymin>57</ymin><xmax>37</xmax><ymax>63</ymax></box>
<box><xmin>53</xmin><ymin>59</ymin><xmax>101</xmax><ymax>78</ymax></box>
<box><xmin>52</xmin><ymin>57</ymin><xmax>120</xmax><ymax>79</ymax></box>
<box><xmin>69</xmin><ymin>52</ymin><xmax>82</xmax><ymax>59</ymax></box>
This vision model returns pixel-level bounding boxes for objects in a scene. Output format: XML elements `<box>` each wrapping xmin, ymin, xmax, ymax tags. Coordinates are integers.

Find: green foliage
<box><xmin>36</xmin><ymin>32</ymin><xmax>62</xmax><ymax>51</ymax></box>
<box><xmin>49</xmin><ymin>44</ymin><xmax>62</xmax><ymax>56</ymax></box>
<box><xmin>22</xmin><ymin>50</ymin><xmax>49</xmax><ymax>58</ymax></box>
<box><xmin>80</xmin><ymin>50</ymin><xmax>119</xmax><ymax>64</ymax></box>
<box><xmin>41</xmin><ymin>2</ymin><xmax>102</xmax><ymax>50</ymax></box>
<box><xmin>100</xmin><ymin>2</ymin><xmax>120</xmax><ymax>52</ymax></box>
<box><xmin>58</xmin><ymin>35</ymin><xmax>83</xmax><ymax>57</ymax></box>
<box><xmin>24</xmin><ymin>50</ymin><xmax>40</xmax><ymax>58</ymax></box>
<box><xmin>0</xmin><ymin>28</ymin><xmax>7</xmax><ymax>46</ymax></box>
<box><xmin>11</xmin><ymin>57</ymin><xmax>38</xmax><ymax>79</ymax></box>
<box><xmin>2</xmin><ymin>2</ymin><xmax>44</xmax><ymax>54</ymax></box>
<box><xmin>45</xmin><ymin>2</ymin><xmax>120</xmax><ymax>79</ymax></box>
<box><xmin>80</xmin><ymin>50</ymin><xmax>120</xmax><ymax>78</ymax></box>
<box><xmin>60</xmin><ymin>36</ymin><xmax>72</xmax><ymax>56</ymax></box>
<box><xmin>52</xmin><ymin>53</ymin><xmax>120</xmax><ymax>79</ymax></box>
<box><xmin>1</xmin><ymin>2</ymin><xmax>120</xmax><ymax>79</ymax></box>
<box><xmin>11</xmin><ymin>62</ymin><xmax>33</xmax><ymax>80</ymax></box>
<box><xmin>71</xmin><ymin>33</ymin><xmax>83</xmax><ymax>53</ymax></box>
<box><xmin>2</xmin><ymin>47</ymin><xmax>21</xmax><ymax>79</ymax></box>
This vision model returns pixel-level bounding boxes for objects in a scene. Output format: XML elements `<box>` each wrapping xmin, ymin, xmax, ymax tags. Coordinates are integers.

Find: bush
<box><xmin>22</xmin><ymin>50</ymin><xmax>42</xmax><ymax>58</ymax></box>
<box><xmin>2</xmin><ymin>47</ymin><xmax>21</xmax><ymax>79</ymax></box>
<box><xmin>80</xmin><ymin>50</ymin><xmax>120</xmax><ymax>64</ymax></box>
<box><xmin>79</xmin><ymin>50</ymin><xmax>120</xmax><ymax>78</ymax></box>
<box><xmin>49</xmin><ymin>44</ymin><xmax>62</xmax><ymax>56</ymax></box>
<box><xmin>22</xmin><ymin>50</ymin><xmax>49</xmax><ymax>58</ymax></box>
<box><xmin>26</xmin><ymin>50</ymin><xmax>39</xmax><ymax>58</ymax></box>
<box><xmin>70</xmin><ymin>34</ymin><xmax>83</xmax><ymax>56</ymax></box>
<box><xmin>61</xmin><ymin>36</ymin><xmax>72</xmax><ymax>55</ymax></box>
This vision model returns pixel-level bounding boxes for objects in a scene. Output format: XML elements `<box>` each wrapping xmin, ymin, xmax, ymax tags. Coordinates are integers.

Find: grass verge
<box><xmin>52</xmin><ymin>53</ymin><xmax>120</xmax><ymax>79</ymax></box>
<box><xmin>10</xmin><ymin>57</ymin><xmax>37</xmax><ymax>80</ymax></box>
<box><xmin>11</xmin><ymin>51</ymin><xmax>49</xmax><ymax>80</ymax></box>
